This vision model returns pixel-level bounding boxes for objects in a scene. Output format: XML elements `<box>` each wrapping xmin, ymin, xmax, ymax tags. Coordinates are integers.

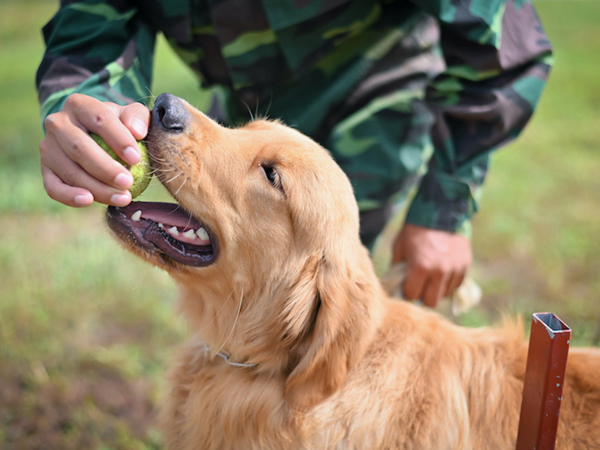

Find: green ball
<box><xmin>91</xmin><ymin>133</ymin><xmax>152</xmax><ymax>198</ymax></box>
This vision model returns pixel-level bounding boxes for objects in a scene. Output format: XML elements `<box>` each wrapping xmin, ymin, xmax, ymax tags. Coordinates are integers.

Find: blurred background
<box><xmin>0</xmin><ymin>0</ymin><xmax>598</xmax><ymax>448</ymax></box>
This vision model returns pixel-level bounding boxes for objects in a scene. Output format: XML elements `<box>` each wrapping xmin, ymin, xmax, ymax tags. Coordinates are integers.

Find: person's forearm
<box><xmin>406</xmin><ymin>0</ymin><xmax>553</xmax><ymax>231</ymax></box>
<box><xmin>37</xmin><ymin>1</ymin><xmax>156</xmax><ymax>126</ymax></box>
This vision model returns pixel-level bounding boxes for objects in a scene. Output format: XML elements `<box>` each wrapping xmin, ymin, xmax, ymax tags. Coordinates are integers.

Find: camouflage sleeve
<box><xmin>36</xmin><ymin>0</ymin><xmax>156</xmax><ymax>127</ymax></box>
<box><xmin>404</xmin><ymin>0</ymin><xmax>553</xmax><ymax>235</ymax></box>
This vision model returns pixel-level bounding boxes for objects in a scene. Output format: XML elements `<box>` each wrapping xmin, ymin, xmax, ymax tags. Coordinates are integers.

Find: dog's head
<box><xmin>107</xmin><ymin>94</ymin><xmax>383</xmax><ymax>410</ymax></box>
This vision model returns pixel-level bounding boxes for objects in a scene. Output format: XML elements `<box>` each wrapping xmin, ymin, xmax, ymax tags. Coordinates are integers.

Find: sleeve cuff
<box><xmin>405</xmin><ymin>170</ymin><xmax>479</xmax><ymax>237</ymax></box>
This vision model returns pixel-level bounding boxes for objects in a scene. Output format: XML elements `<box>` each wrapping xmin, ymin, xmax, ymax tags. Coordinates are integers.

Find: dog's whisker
<box><xmin>215</xmin><ymin>285</ymin><xmax>244</xmax><ymax>356</ymax></box>
<box><xmin>184</xmin><ymin>213</ymin><xmax>195</xmax><ymax>230</ymax></box>
<box><xmin>242</xmin><ymin>100</ymin><xmax>254</xmax><ymax>123</ymax></box>
<box><xmin>174</xmin><ymin>176</ymin><xmax>188</xmax><ymax>197</ymax></box>
<box><xmin>150</xmin><ymin>155</ymin><xmax>168</xmax><ymax>163</ymax></box>
<box><xmin>150</xmin><ymin>159</ymin><xmax>170</xmax><ymax>167</ymax></box>
<box><xmin>197</xmin><ymin>288</ymin><xmax>236</xmax><ymax>338</ymax></box>
<box><xmin>166</xmin><ymin>172</ymin><xmax>183</xmax><ymax>184</ymax></box>
<box><xmin>153</xmin><ymin>166</ymin><xmax>176</xmax><ymax>175</ymax></box>
<box><xmin>140</xmin><ymin>88</ymin><xmax>157</xmax><ymax>108</ymax></box>
<box><xmin>149</xmin><ymin>166</ymin><xmax>171</xmax><ymax>175</ymax></box>
<box><xmin>264</xmin><ymin>92</ymin><xmax>273</xmax><ymax>120</ymax></box>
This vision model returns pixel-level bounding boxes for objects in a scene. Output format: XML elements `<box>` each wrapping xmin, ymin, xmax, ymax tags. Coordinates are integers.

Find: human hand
<box><xmin>40</xmin><ymin>93</ymin><xmax>151</xmax><ymax>207</ymax></box>
<box><xmin>392</xmin><ymin>223</ymin><xmax>472</xmax><ymax>308</ymax></box>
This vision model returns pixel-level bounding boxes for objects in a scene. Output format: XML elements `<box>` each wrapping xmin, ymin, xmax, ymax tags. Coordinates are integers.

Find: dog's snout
<box><xmin>153</xmin><ymin>93</ymin><xmax>188</xmax><ymax>132</ymax></box>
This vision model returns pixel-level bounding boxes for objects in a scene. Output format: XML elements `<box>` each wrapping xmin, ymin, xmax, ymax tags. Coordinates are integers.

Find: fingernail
<box><xmin>74</xmin><ymin>193</ymin><xmax>93</xmax><ymax>206</ymax></box>
<box><xmin>131</xmin><ymin>118</ymin><xmax>148</xmax><ymax>137</ymax></box>
<box><xmin>122</xmin><ymin>146</ymin><xmax>140</xmax><ymax>165</ymax></box>
<box><xmin>110</xmin><ymin>193</ymin><xmax>131</xmax><ymax>206</ymax></box>
<box><xmin>114</xmin><ymin>171</ymin><xmax>133</xmax><ymax>189</ymax></box>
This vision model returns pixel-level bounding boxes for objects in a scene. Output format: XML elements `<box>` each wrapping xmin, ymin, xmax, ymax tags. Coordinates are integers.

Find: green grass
<box><xmin>466</xmin><ymin>0</ymin><xmax>600</xmax><ymax>343</ymax></box>
<box><xmin>1</xmin><ymin>0</ymin><xmax>599</xmax><ymax>448</ymax></box>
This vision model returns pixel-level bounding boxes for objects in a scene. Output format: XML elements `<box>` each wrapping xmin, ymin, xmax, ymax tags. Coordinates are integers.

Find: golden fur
<box><xmin>110</xmin><ymin>98</ymin><xmax>600</xmax><ymax>449</ymax></box>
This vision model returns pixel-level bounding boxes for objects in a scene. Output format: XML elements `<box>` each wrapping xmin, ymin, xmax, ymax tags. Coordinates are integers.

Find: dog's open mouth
<box><xmin>106</xmin><ymin>202</ymin><xmax>217</xmax><ymax>267</ymax></box>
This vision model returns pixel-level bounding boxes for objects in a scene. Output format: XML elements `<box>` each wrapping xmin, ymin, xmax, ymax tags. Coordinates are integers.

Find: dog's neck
<box><xmin>176</xmin><ymin>261</ymin><xmax>326</xmax><ymax>373</ymax></box>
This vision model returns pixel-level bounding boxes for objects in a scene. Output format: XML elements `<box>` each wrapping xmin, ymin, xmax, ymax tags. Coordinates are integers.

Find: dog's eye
<box><xmin>261</xmin><ymin>164</ymin><xmax>283</xmax><ymax>191</ymax></box>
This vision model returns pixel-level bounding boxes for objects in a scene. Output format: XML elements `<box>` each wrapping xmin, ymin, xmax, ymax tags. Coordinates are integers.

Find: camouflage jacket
<box><xmin>37</xmin><ymin>0</ymin><xmax>553</xmax><ymax>234</ymax></box>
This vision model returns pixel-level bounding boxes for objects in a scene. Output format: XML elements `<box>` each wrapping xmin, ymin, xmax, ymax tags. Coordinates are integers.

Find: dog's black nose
<box><xmin>153</xmin><ymin>93</ymin><xmax>188</xmax><ymax>131</ymax></box>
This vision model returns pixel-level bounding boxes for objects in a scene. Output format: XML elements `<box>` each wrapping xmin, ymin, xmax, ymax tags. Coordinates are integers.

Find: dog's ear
<box><xmin>284</xmin><ymin>250</ymin><xmax>379</xmax><ymax>411</ymax></box>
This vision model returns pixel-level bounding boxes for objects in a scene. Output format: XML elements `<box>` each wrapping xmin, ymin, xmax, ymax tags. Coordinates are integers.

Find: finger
<box><xmin>42</xmin><ymin>142</ymin><xmax>132</xmax><ymax>206</ymax></box>
<box><xmin>422</xmin><ymin>272</ymin><xmax>448</xmax><ymax>308</ymax></box>
<box><xmin>444</xmin><ymin>272</ymin><xmax>460</xmax><ymax>298</ymax></box>
<box><xmin>41</xmin><ymin>164</ymin><xmax>94</xmax><ymax>208</ymax></box>
<box><xmin>64</xmin><ymin>95</ymin><xmax>141</xmax><ymax>165</ymax></box>
<box><xmin>446</xmin><ymin>270</ymin><xmax>467</xmax><ymax>297</ymax></box>
<box><xmin>51</xmin><ymin>127</ymin><xmax>134</xmax><ymax>191</ymax></box>
<box><xmin>402</xmin><ymin>265</ymin><xmax>427</xmax><ymax>301</ymax></box>
<box><xmin>112</xmin><ymin>102</ymin><xmax>151</xmax><ymax>141</ymax></box>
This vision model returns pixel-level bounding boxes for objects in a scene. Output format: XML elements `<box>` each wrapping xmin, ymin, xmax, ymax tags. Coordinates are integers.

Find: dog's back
<box><xmin>300</xmin><ymin>300</ymin><xmax>526</xmax><ymax>449</ymax></box>
<box><xmin>307</xmin><ymin>301</ymin><xmax>600</xmax><ymax>450</ymax></box>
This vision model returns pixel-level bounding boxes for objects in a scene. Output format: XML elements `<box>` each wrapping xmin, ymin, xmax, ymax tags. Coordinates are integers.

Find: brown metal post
<box><xmin>516</xmin><ymin>313</ymin><xmax>571</xmax><ymax>450</ymax></box>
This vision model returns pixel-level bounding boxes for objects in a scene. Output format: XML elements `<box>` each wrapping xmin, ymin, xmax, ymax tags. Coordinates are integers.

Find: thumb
<box><xmin>119</xmin><ymin>102</ymin><xmax>151</xmax><ymax>140</ymax></box>
<box><xmin>105</xmin><ymin>102</ymin><xmax>151</xmax><ymax>141</ymax></box>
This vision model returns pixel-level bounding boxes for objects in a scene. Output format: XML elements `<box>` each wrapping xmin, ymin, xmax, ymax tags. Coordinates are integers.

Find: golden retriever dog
<box><xmin>106</xmin><ymin>93</ymin><xmax>600</xmax><ymax>449</ymax></box>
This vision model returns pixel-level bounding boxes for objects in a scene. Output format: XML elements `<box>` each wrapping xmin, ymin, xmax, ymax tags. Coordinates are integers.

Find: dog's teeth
<box><xmin>168</xmin><ymin>226</ymin><xmax>179</xmax><ymax>236</ymax></box>
<box><xmin>158</xmin><ymin>223</ymin><xmax>164</xmax><ymax>228</ymax></box>
<box><xmin>196</xmin><ymin>227</ymin><xmax>209</xmax><ymax>241</ymax></box>
<box><xmin>131</xmin><ymin>210</ymin><xmax>142</xmax><ymax>221</ymax></box>
<box><xmin>183</xmin><ymin>229</ymin><xmax>196</xmax><ymax>239</ymax></box>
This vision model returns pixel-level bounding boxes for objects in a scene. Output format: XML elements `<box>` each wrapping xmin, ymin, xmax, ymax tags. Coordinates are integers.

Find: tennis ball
<box><xmin>91</xmin><ymin>134</ymin><xmax>152</xmax><ymax>198</ymax></box>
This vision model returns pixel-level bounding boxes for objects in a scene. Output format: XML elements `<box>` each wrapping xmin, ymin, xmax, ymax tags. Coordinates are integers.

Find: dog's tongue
<box><xmin>120</xmin><ymin>201</ymin><xmax>202</xmax><ymax>229</ymax></box>
<box><xmin>108</xmin><ymin>202</ymin><xmax>215</xmax><ymax>266</ymax></box>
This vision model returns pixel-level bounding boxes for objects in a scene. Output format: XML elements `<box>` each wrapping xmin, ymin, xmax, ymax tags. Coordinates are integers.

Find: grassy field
<box><xmin>1</xmin><ymin>1</ymin><xmax>599</xmax><ymax>448</ymax></box>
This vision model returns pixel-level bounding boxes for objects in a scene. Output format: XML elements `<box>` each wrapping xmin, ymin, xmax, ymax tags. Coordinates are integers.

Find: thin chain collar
<box><xmin>205</xmin><ymin>345</ymin><xmax>258</xmax><ymax>369</ymax></box>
